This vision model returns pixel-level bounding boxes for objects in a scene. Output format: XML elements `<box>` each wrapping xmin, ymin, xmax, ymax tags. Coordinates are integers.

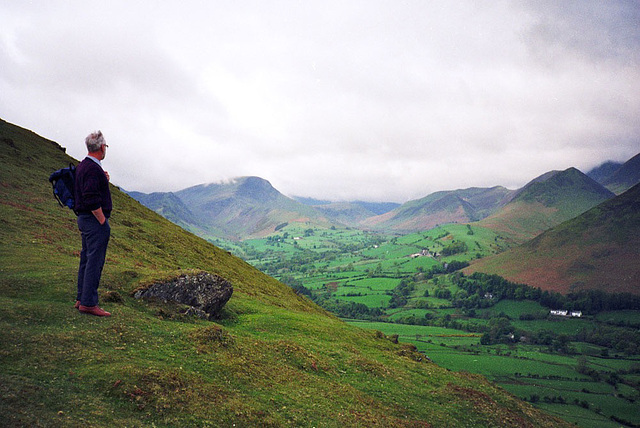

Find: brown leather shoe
<box><xmin>74</xmin><ymin>300</ymin><xmax>80</xmax><ymax>309</ymax></box>
<box><xmin>78</xmin><ymin>305</ymin><xmax>111</xmax><ymax>317</ymax></box>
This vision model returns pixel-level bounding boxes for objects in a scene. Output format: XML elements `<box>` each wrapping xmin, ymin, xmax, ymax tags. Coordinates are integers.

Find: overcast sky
<box><xmin>1</xmin><ymin>1</ymin><xmax>639</xmax><ymax>202</ymax></box>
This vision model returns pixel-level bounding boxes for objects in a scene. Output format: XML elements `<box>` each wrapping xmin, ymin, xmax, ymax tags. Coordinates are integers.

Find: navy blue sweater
<box><xmin>74</xmin><ymin>157</ymin><xmax>112</xmax><ymax>217</ymax></box>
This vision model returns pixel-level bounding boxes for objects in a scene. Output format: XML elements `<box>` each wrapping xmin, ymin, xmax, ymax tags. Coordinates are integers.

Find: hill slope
<box><xmin>478</xmin><ymin>168</ymin><xmax>614</xmax><ymax>243</ymax></box>
<box><xmin>362</xmin><ymin>187</ymin><xmax>513</xmax><ymax>233</ymax></box>
<box><xmin>466</xmin><ymin>183</ymin><xmax>640</xmax><ymax>295</ymax></box>
<box><xmin>0</xmin><ymin>118</ymin><xmax>570</xmax><ymax>426</ymax></box>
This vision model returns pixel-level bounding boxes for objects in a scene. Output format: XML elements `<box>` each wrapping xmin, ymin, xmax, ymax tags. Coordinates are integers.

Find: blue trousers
<box><xmin>76</xmin><ymin>214</ymin><xmax>110</xmax><ymax>307</ymax></box>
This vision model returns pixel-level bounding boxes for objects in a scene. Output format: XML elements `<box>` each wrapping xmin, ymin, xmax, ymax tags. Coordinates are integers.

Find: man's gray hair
<box><xmin>85</xmin><ymin>131</ymin><xmax>106</xmax><ymax>152</ymax></box>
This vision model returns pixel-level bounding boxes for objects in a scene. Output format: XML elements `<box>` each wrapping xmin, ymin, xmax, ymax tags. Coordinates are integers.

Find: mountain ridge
<box><xmin>466</xmin><ymin>182</ymin><xmax>640</xmax><ymax>295</ymax></box>
<box><xmin>128</xmin><ymin>176</ymin><xmax>337</xmax><ymax>240</ymax></box>
<box><xmin>360</xmin><ymin>186</ymin><xmax>514</xmax><ymax>233</ymax></box>
<box><xmin>602</xmin><ymin>153</ymin><xmax>640</xmax><ymax>194</ymax></box>
<box><xmin>127</xmin><ymin>153</ymin><xmax>638</xmax><ymax>242</ymax></box>
<box><xmin>477</xmin><ymin>167</ymin><xmax>614</xmax><ymax>243</ymax></box>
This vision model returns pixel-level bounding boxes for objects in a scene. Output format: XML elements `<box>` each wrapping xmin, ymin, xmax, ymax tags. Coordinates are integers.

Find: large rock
<box><xmin>134</xmin><ymin>272</ymin><xmax>233</xmax><ymax>320</ymax></box>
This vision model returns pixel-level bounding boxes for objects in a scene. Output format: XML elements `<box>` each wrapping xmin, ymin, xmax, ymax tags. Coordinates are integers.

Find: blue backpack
<box><xmin>49</xmin><ymin>163</ymin><xmax>77</xmax><ymax>213</ymax></box>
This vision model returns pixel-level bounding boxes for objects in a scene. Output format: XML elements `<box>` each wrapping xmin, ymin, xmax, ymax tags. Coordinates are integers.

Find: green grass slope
<box><xmin>478</xmin><ymin>168</ymin><xmax>614</xmax><ymax>243</ymax></box>
<box><xmin>466</xmin><ymin>183</ymin><xmax>640</xmax><ymax>295</ymax></box>
<box><xmin>0</xmin><ymin>119</ymin><xmax>571</xmax><ymax>427</ymax></box>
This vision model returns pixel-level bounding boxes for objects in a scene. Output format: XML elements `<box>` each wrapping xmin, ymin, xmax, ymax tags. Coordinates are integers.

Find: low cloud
<box><xmin>1</xmin><ymin>1</ymin><xmax>639</xmax><ymax>202</ymax></box>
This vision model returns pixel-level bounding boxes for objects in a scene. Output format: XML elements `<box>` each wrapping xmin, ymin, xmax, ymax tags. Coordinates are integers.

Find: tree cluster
<box><xmin>319</xmin><ymin>299</ymin><xmax>383</xmax><ymax>320</ymax></box>
<box><xmin>576</xmin><ymin>325</ymin><xmax>640</xmax><ymax>355</ymax></box>
<box><xmin>440</xmin><ymin>241</ymin><xmax>468</xmax><ymax>257</ymax></box>
<box><xmin>454</xmin><ymin>273</ymin><xmax>640</xmax><ymax>314</ymax></box>
<box><xmin>388</xmin><ymin>277</ymin><xmax>416</xmax><ymax>308</ymax></box>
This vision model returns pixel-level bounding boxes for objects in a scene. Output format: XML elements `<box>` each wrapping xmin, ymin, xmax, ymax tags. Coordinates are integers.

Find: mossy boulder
<box><xmin>134</xmin><ymin>272</ymin><xmax>232</xmax><ymax>319</ymax></box>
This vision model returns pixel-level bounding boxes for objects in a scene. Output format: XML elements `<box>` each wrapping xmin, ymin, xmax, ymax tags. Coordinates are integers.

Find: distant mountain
<box><xmin>586</xmin><ymin>153</ymin><xmax>640</xmax><ymax>194</ymax></box>
<box><xmin>466</xmin><ymin>183</ymin><xmax>640</xmax><ymax>295</ymax></box>
<box><xmin>128</xmin><ymin>177</ymin><xmax>334</xmax><ymax>240</ymax></box>
<box><xmin>174</xmin><ymin>177</ymin><xmax>333</xmax><ymax>240</ymax></box>
<box><xmin>293</xmin><ymin>196</ymin><xmax>333</xmax><ymax>206</ymax></box>
<box><xmin>127</xmin><ymin>190</ymin><xmax>197</xmax><ymax>226</ymax></box>
<box><xmin>296</xmin><ymin>199</ymin><xmax>400</xmax><ymax>226</ymax></box>
<box><xmin>355</xmin><ymin>201</ymin><xmax>402</xmax><ymax>215</ymax></box>
<box><xmin>602</xmin><ymin>153</ymin><xmax>640</xmax><ymax>195</ymax></box>
<box><xmin>586</xmin><ymin>160</ymin><xmax>623</xmax><ymax>183</ymax></box>
<box><xmin>478</xmin><ymin>168</ymin><xmax>614</xmax><ymax>243</ymax></box>
<box><xmin>125</xmin><ymin>152</ymin><xmax>634</xmax><ymax>242</ymax></box>
<box><xmin>311</xmin><ymin>201</ymin><xmax>380</xmax><ymax>226</ymax></box>
<box><xmin>361</xmin><ymin>186</ymin><xmax>513</xmax><ymax>233</ymax></box>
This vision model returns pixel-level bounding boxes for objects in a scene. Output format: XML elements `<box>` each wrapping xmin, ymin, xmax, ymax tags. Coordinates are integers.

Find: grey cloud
<box><xmin>1</xmin><ymin>1</ymin><xmax>639</xmax><ymax>201</ymax></box>
<box><xmin>522</xmin><ymin>0</ymin><xmax>640</xmax><ymax>66</ymax></box>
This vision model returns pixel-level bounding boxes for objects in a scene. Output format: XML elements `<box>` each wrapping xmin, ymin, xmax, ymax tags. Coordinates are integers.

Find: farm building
<box><xmin>550</xmin><ymin>310</ymin><xmax>582</xmax><ymax>317</ymax></box>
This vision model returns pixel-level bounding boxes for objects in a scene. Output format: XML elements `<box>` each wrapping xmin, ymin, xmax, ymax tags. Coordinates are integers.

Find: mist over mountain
<box><xmin>587</xmin><ymin>160</ymin><xmax>624</xmax><ymax>184</ymax></box>
<box><xmin>601</xmin><ymin>153</ymin><xmax>640</xmax><ymax>195</ymax></box>
<box><xmin>293</xmin><ymin>196</ymin><xmax>333</xmax><ymax>206</ymax></box>
<box><xmin>295</xmin><ymin>197</ymin><xmax>400</xmax><ymax>215</ymax></box>
<box><xmin>293</xmin><ymin>198</ymin><xmax>401</xmax><ymax>226</ymax></box>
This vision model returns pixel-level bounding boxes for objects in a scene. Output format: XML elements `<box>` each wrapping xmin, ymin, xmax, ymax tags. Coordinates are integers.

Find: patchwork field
<box><xmin>347</xmin><ymin>321</ymin><xmax>640</xmax><ymax>428</ymax></box>
<box><xmin>228</xmin><ymin>222</ymin><xmax>640</xmax><ymax>428</ymax></box>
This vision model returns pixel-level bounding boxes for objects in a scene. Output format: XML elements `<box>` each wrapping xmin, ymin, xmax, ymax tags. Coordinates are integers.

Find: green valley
<box><xmin>229</xmin><ymin>219</ymin><xmax>640</xmax><ymax>428</ymax></box>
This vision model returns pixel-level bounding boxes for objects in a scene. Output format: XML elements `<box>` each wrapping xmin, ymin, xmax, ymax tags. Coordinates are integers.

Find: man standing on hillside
<box><xmin>74</xmin><ymin>131</ymin><xmax>112</xmax><ymax>317</ymax></box>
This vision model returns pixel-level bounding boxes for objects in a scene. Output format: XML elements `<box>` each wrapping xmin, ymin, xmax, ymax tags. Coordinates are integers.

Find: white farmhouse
<box><xmin>550</xmin><ymin>310</ymin><xmax>583</xmax><ymax>317</ymax></box>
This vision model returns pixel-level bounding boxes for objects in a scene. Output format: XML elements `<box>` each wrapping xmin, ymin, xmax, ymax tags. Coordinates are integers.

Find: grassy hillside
<box><xmin>478</xmin><ymin>168</ymin><xmax>614</xmax><ymax>243</ymax></box>
<box><xmin>466</xmin><ymin>183</ymin><xmax>640</xmax><ymax>295</ymax></box>
<box><xmin>0</xmin><ymin>119</ymin><xmax>571</xmax><ymax>427</ymax></box>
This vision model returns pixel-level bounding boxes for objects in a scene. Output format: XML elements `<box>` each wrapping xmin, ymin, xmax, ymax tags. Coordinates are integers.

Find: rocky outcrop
<box><xmin>134</xmin><ymin>272</ymin><xmax>233</xmax><ymax>320</ymax></box>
